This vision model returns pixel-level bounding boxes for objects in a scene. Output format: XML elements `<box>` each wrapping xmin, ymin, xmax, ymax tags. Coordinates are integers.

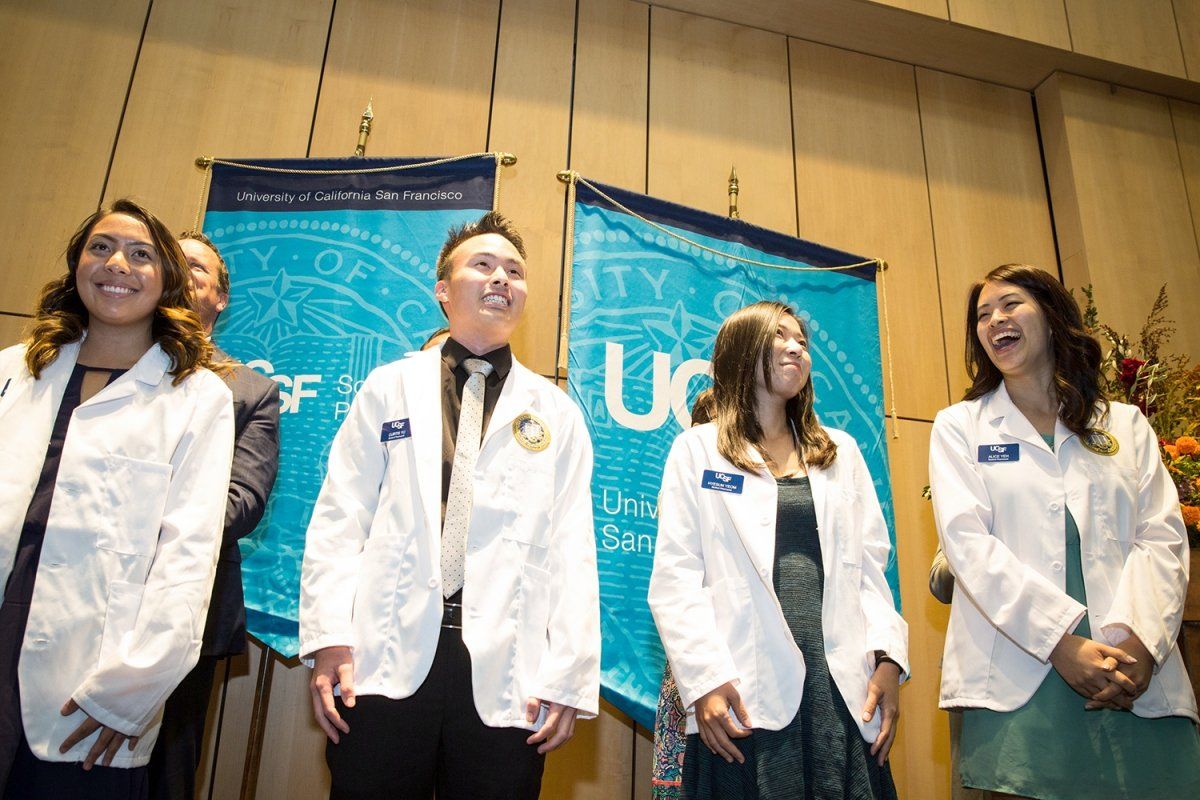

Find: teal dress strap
<box><xmin>958</xmin><ymin>434</ymin><xmax>1200</xmax><ymax>799</ymax></box>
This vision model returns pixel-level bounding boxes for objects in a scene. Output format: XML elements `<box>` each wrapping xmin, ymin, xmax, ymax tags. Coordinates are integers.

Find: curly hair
<box><xmin>24</xmin><ymin>199</ymin><xmax>212</xmax><ymax>384</ymax></box>
<box><xmin>964</xmin><ymin>264</ymin><xmax>1107</xmax><ymax>435</ymax></box>
<box><xmin>709</xmin><ymin>300</ymin><xmax>836</xmax><ymax>473</ymax></box>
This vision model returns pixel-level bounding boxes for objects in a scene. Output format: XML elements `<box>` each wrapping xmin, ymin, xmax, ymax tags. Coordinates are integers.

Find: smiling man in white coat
<box><xmin>299</xmin><ymin>211</ymin><xmax>599</xmax><ymax>800</ymax></box>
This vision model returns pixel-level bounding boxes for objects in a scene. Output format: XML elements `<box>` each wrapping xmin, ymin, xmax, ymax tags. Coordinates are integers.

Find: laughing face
<box><xmin>756</xmin><ymin>312</ymin><xmax>812</xmax><ymax>401</ymax></box>
<box><xmin>75</xmin><ymin>213</ymin><xmax>165</xmax><ymax>336</ymax></box>
<box><xmin>434</xmin><ymin>232</ymin><xmax>528</xmax><ymax>351</ymax></box>
<box><xmin>975</xmin><ymin>280</ymin><xmax>1052</xmax><ymax>380</ymax></box>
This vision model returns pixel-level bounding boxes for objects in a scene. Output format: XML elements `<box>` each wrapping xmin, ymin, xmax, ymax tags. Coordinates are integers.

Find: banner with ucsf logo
<box><xmin>204</xmin><ymin>155</ymin><xmax>503</xmax><ymax>655</ymax></box>
<box><xmin>563</xmin><ymin>175</ymin><xmax>896</xmax><ymax>728</ymax></box>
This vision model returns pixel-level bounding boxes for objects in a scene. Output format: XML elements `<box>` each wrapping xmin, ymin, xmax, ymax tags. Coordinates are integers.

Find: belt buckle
<box><xmin>441</xmin><ymin>601</ymin><xmax>462</xmax><ymax>629</ymax></box>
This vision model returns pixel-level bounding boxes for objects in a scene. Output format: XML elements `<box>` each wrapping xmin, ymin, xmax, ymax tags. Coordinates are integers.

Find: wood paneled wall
<box><xmin>2</xmin><ymin>2</ymin><xmax>1193</xmax><ymax>799</ymax></box>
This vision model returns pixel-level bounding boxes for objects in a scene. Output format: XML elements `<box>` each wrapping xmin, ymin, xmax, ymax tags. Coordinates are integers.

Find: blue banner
<box><xmin>205</xmin><ymin>155</ymin><xmax>499</xmax><ymax>655</ymax></box>
<box><xmin>566</xmin><ymin>179</ymin><xmax>896</xmax><ymax>729</ymax></box>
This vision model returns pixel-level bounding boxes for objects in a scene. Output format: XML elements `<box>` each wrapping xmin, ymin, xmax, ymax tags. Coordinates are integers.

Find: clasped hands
<box><xmin>1049</xmin><ymin>632</ymin><xmax>1153</xmax><ymax>710</ymax></box>
<box><xmin>309</xmin><ymin>645</ymin><xmax>578</xmax><ymax>753</ymax></box>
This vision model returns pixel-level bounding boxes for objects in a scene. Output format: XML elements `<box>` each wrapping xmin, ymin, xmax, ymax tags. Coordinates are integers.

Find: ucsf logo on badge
<box><xmin>380</xmin><ymin>419</ymin><xmax>411</xmax><ymax>443</ymax></box>
<box><xmin>702</xmin><ymin>470</ymin><xmax>745</xmax><ymax>494</ymax></box>
<box><xmin>977</xmin><ymin>443</ymin><xmax>1019</xmax><ymax>463</ymax></box>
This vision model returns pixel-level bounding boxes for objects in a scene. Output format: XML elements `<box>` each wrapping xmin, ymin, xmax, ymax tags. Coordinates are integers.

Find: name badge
<box><xmin>701</xmin><ymin>470</ymin><xmax>745</xmax><ymax>494</ymax></box>
<box><xmin>380</xmin><ymin>418</ymin><xmax>411</xmax><ymax>442</ymax></box>
<box><xmin>977</xmin><ymin>443</ymin><xmax>1019</xmax><ymax>463</ymax></box>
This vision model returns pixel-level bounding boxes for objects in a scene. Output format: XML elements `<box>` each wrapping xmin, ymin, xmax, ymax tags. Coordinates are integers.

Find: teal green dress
<box><xmin>959</xmin><ymin>435</ymin><xmax>1200</xmax><ymax>799</ymax></box>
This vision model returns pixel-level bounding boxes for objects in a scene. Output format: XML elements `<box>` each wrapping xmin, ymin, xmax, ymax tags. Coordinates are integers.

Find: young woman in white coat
<box><xmin>649</xmin><ymin>300</ymin><xmax>908</xmax><ymax>800</ymax></box>
<box><xmin>929</xmin><ymin>264</ymin><xmax>1200</xmax><ymax>799</ymax></box>
<box><xmin>0</xmin><ymin>200</ymin><xmax>234</xmax><ymax>799</ymax></box>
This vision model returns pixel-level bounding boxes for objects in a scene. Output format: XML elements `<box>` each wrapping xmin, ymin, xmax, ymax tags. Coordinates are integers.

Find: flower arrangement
<box><xmin>1082</xmin><ymin>285</ymin><xmax>1200</xmax><ymax>546</ymax></box>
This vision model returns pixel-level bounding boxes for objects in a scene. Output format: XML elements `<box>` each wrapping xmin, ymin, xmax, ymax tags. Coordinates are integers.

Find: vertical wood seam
<box><xmin>1166</xmin><ymin>100</ymin><xmax>1200</xmax><ymax>267</ymax></box>
<box><xmin>1170</xmin><ymin>0</ymin><xmax>1191</xmax><ymax>80</ymax></box>
<box><xmin>305</xmin><ymin>0</ymin><xmax>339</xmax><ymax>157</ymax></box>
<box><xmin>1061</xmin><ymin>0</ymin><xmax>1075</xmax><ymax>53</ymax></box>
<box><xmin>485</xmin><ymin>0</ymin><xmax>505</xmax><ymax>151</ymax></box>
<box><xmin>912</xmin><ymin>69</ymin><xmax>953</xmax><ymax>409</ymax></box>
<box><xmin>1031</xmin><ymin>91</ymin><xmax>1067</xmax><ymax>283</ymax></box>
<box><xmin>786</xmin><ymin>38</ymin><xmax>800</xmax><ymax>237</ymax></box>
<box><xmin>554</xmin><ymin>0</ymin><xmax>583</xmax><ymax>383</ymax></box>
<box><xmin>96</xmin><ymin>0</ymin><xmax>156</xmax><ymax>209</ymax></box>
<box><xmin>644</xmin><ymin>4</ymin><xmax>652</xmax><ymax>194</ymax></box>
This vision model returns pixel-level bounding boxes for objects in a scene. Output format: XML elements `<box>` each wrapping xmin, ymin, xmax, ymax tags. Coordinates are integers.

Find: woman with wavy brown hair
<box><xmin>0</xmin><ymin>200</ymin><xmax>234</xmax><ymax>799</ymax></box>
<box><xmin>929</xmin><ymin>264</ymin><xmax>1200</xmax><ymax>799</ymax></box>
<box><xmin>649</xmin><ymin>300</ymin><xmax>907</xmax><ymax>799</ymax></box>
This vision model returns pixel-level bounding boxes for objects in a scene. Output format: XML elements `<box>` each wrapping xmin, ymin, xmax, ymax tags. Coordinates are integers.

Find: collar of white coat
<box><xmin>692</xmin><ymin>423</ymin><xmax>834</xmax><ymax>590</ymax></box>
<box><xmin>981</xmin><ymin>381</ymin><xmax>1098</xmax><ymax>454</ymax></box>
<box><xmin>42</xmin><ymin>334</ymin><xmax>170</xmax><ymax>397</ymax></box>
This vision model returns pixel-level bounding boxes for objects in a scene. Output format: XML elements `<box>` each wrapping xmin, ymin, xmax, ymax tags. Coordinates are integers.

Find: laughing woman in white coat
<box><xmin>929</xmin><ymin>264</ymin><xmax>1200</xmax><ymax>799</ymax></box>
<box><xmin>649</xmin><ymin>301</ymin><xmax>908</xmax><ymax>800</ymax></box>
<box><xmin>0</xmin><ymin>200</ymin><xmax>233</xmax><ymax>799</ymax></box>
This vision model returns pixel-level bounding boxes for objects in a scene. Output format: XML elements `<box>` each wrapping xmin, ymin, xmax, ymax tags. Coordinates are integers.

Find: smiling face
<box><xmin>181</xmin><ymin>238</ymin><xmax>228</xmax><ymax>332</ymax></box>
<box><xmin>74</xmin><ymin>213</ymin><xmax>165</xmax><ymax>336</ymax></box>
<box><xmin>433</xmin><ymin>232</ymin><xmax>528</xmax><ymax>352</ymax></box>
<box><xmin>755</xmin><ymin>312</ymin><xmax>812</xmax><ymax>402</ymax></box>
<box><xmin>975</xmin><ymin>280</ymin><xmax>1052</xmax><ymax>380</ymax></box>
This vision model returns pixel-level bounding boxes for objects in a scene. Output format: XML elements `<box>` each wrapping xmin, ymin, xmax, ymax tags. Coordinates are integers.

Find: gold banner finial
<box><xmin>354</xmin><ymin>100</ymin><xmax>374</xmax><ymax>157</ymax></box>
<box><xmin>195</xmin><ymin>156</ymin><xmax>214</xmax><ymax>170</ymax></box>
<box><xmin>728</xmin><ymin>166</ymin><xmax>740</xmax><ymax>220</ymax></box>
<box><xmin>498</xmin><ymin>152</ymin><xmax>518</xmax><ymax>166</ymax></box>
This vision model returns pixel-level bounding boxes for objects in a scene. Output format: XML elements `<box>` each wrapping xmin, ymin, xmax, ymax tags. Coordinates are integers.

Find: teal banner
<box><xmin>204</xmin><ymin>155</ymin><xmax>499</xmax><ymax>655</ymax></box>
<box><xmin>566</xmin><ymin>178</ymin><xmax>896</xmax><ymax>729</ymax></box>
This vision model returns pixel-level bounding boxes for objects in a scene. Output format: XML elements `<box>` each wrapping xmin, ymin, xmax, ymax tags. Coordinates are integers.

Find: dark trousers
<box><xmin>3</xmin><ymin>736</ymin><xmax>149</xmax><ymax>800</ymax></box>
<box><xmin>147</xmin><ymin>656</ymin><xmax>219</xmax><ymax>800</ymax></box>
<box><xmin>325</xmin><ymin>626</ymin><xmax>545</xmax><ymax>800</ymax></box>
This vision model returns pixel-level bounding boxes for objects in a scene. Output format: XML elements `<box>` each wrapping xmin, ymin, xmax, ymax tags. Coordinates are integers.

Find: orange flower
<box><xmin>1183</xmin><ymin>505</ymin><xmax>1200</xmax><ymax>529</ymax></box>
<box><xmin>1177</xmin><ymin>436</ymin><xmax>1200</xmax><ymax>455</ymax></box>
<box><xmin>1164</xmin><ymin>444</ymin><xmax>1180</xmax><ymax>459</ymax></box>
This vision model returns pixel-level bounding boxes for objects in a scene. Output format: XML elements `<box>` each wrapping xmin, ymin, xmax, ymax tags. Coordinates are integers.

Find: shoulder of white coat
<box><xmin>512</xmin><ymin>359</ymin><xmax>583</xmax><ymax>420</ymax></box>
<box><xmin>0</xmin><ymin>343</ymin><xmax>28</xmax><ymax>372</ymax></box>
<box><xmin>176</xmin><ymin>366</ymin><xmax>233</xmax><ymax>405</ymax></box>
<box><xmin>821</xmin><ymin>425</ymin><xmax>859</xmax><ymax>450</ymax></box>
<box><xmin>932</xmin><ymin>397</ymin><xmax>983</xmax><ymax>434</ymax></box>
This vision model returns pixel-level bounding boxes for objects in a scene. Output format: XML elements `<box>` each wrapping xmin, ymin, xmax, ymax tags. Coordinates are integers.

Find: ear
<box><xmin>216</xmin><ymin>292</ymin><xmax>230</xmax><ymax>315</ymax></box>
<box><xmin>434</xmin><ymin>279</ymin><xmax>449</xmax><ymax>303</ymax></box>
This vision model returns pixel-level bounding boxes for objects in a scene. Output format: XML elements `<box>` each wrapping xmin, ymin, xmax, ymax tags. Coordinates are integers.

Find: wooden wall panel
<box><xmin>0</xmin><ymin>314</ymin><xmax>30</xmax><ymax>350</ymax></box>
<box><xmin>542</xmin><ymin>700</ymin><xmax>637</xmax><ymax>799</ymax></box>
<box><xmin>487</xmin><ymin>0</ymin><xmax>576</xmax><ymax>376</ymax></box>
<box><xmin>1036</xmin><ymin>73</ymin><xmax>1200</xmax><ymax>356</ymax></box>
<box><xmin>570</xmin><ymin>0</ymin><xmax>649</xmax><ymax>190</ymax></box>
<box><xmin>255</xmin><ymin>657</ymin><xmax>331</xmax><ymax>799</ymax></box>
<box><xmin>886</xmin><ymin>419</ymin><xmax>951</xmax><ymax>800</ymax></box>
<box><xmin>867</xmin><ymin>0</ymin><xmax>951</xmax><ymax>18</ymax></box>
<box><xmin>1168</xmin><ymin>98</ymin><xmax>1200</xmax><ymax>274</ymax></box>
<box><xmin>789</xmin><ymin>39</ymin><xmax>946</xmax><ymax>422</ymax></box>
<box><xmin>917</xmin><ymin>69</ymin><xmax>1057</xmax><ymax>401</ymax></box>
<box><xmin>948</xmin><ymin>0</ymin><xmax>1071</xmax><ymax>50</ymax></box>
<box><xmin>196</xmin><ymin>649</ymin><xmax>258</xmax><ymax>800</ymax></box>
<box><xmin>0</xmin><ymin>0</ymin><xmax>148</xmax><ymax>315</ymax></box>
<box><xmin>308</xmin><ymin>0</ymin><xmax>498</xmax><ymax>157</ymax></box>
<box><xmin>1175</xmin><ymin>0</ymin><xmax>1200</xmax><ymax>81</ymax></box>
<box><xmin>1063</xmin><ymin>0</ymin><xmax>1186</xmax><ymax>77</ymax></box>
<box><xmin>103</xmin><ymin>0</ymin><xmax>330</xmax><ymax>233</ymax></box>
<box><xmin>648</xmin><ymin>9</ymin><xmax>795</xmax><ymax>233</ymax></box>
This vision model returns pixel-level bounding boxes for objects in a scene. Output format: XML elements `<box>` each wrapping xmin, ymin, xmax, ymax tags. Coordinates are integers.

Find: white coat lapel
<box><xmin>402</xmin><ymin>348</ymin><xmax>443</xmax><ymax>542</ymax></box>
<box><xmin>714</xmin><ymin>445</ymin><xmax>777</xmax><ymax>587</ymax></box>
<box><xmin>804</xmin><ymin>463</ymin><xmax>839</xmax><ymax>581</ymax></box>
<box><xmin>986</xmin><ymin>383</ymin><xmax>1052</xmax><ymax>453</ymax></box>
<box><xmin>77</xmin><ymin>343</ymin><xmax>169</xmax><ymax>410</ymax></box>
<box><xmin>481</xmin><ymin>359</ymin><xmax>534</xmax><ymax>451</ymax></box>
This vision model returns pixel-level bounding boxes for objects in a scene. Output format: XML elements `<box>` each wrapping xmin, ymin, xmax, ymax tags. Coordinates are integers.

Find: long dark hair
<box><xmin>964</xmin><ymin>264</ymin><xmax>1106</xmax><ymax>435</ymax></box>
<box><xmin>24</xmin><ymin>198</ymin><xmax>212</xmax><ymax>384</ymax></box>
<box><xmin>709</xmin><ymin>301</ymin><xmax>836</xmax><ymax>472</ymax></box>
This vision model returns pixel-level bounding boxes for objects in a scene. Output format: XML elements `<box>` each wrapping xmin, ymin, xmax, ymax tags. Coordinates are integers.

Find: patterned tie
<box><xmin>441</xmin><ymin>358</ymin><xmax>494</xmax><ymax>598</ymax></box>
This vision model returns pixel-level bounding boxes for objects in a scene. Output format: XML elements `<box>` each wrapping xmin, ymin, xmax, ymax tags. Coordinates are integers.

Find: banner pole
<box><xmin>353</xmin><ymin>100</ymin><xmax>374</xmax><ymax>157</ymax></box>
<box><xmin>555</xmin><ymin>170</ymin><xmax>579</xmax><ymax>380</ymax></box>
<box><xmin>192</xmin><ymin>157</ymin><xmax>214</xmax><ymax>235</ymax></box>
<box><xmin>727</xmin><ymin>166</ymin><xmax>739</xmax><ymax>220</ymax></box>
<box><xmin>239</xmin><ymin>641</ymin><xmax>276</xmax><ymax>800</ymax></box>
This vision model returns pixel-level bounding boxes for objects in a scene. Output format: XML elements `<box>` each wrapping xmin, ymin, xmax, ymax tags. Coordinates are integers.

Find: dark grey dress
<box><xmin>682</xmin><ymin>475</ymin><xmax>899</xmax><ymax>800</ymax></box>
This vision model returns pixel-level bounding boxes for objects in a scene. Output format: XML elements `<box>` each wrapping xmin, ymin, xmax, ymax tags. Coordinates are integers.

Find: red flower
<box><xmin>1119</xmin><ymin>357</ymin><xmax>1145</xmax><ymax>386</ymax></box>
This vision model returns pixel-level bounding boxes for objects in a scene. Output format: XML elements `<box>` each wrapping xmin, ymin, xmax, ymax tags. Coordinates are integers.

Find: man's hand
<box><xmin>863</xmin><ymin>660</ymin><xmax>901</xmax><ymax>766</ymax></box>
<box><xmin>693</xmin><ymin>681</ymin><xmax>752</xmax><ymax>765</ymax></box>
<box><xmin>309</xmin><ymin>645</ymin><xmax>355</xmax><ymax>743</ymax></box>
<box><xmin>1050</xmin><ymin>633</ymin><xmax>1137</xmax><ymax>702</ymax></box>
<box><xmin>524</xmin><ymin>698</ymin><xmax>579</xmax><ymax>754</ymax></box>
<box><xmin>1086</xmin><ymin>633</ymin><xmax>1154</xmax><ymax>710</ymax></box>
<box><xmin>58</xmin><ymin>699</ymin><xmax>138</xmax><ymax>770</ymax></box>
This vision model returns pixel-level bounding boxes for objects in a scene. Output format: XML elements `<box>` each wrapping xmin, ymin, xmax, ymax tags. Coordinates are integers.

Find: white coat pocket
<box><xmin>516</xmin><ymin>561</ymin><xmax>552</xmax><ymax>676</ymax></box>
<box><xmin>99</xmin><ymin>455</ymin><xmax>172</xmax><ymax>557</ymax></box>
<box><xmin>98</xmin><ymin>580</ymin><xmax>146</xmax><ymax>668</ymax></box>
<box><xmin>501</xmin><ymin>461</ymin><xmax>553</xmax><ymax>546</ymax></box>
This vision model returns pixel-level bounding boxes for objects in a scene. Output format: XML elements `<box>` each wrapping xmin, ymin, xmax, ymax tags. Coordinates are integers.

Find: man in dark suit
<box><xmin>148</xmin><ymin>233</ymin><xmax>281</xmax><ymax>800</ymax></box>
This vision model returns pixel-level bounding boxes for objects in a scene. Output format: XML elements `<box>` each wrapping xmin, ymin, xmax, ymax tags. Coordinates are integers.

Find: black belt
<box><xmin>441</xmin><ymin>601</ymin><xmax>463</xmax><ymax>629</ymax></box>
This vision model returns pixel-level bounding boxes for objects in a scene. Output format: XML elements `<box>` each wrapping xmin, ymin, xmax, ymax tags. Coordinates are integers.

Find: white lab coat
<box><xmin>929</xmin><ymin>383</ymin><xmax>1197</xmax><ymax>721</ymax></box>
<box><xmin>299</xmin><ymin>348</ymin><xmax>600</xmax><ymax>728</ymax></box>
<box><xmin>0</xmin><ymin>340</ymin><xmax>234</xmax><ymax>766</ymax></box>
<box><xmin>648</xmin><ymin>423</ymin><xmax>909</xmax><ymax>740</ymax></box>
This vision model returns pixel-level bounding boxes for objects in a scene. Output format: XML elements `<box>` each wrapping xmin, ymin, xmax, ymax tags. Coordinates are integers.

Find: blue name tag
<box><xmin>380</xmin><ymin>419</ymin><xmax>411</xmax><ymax>442</ymax></box>
<box><xmin>701</xmin><ymin>469</ymin><xmax>745</xmax><ymax>494</ymax></box>
<box><xmin>977</xmin><ymin>443</ymin><xmax>1019</xmax><ymax>463</ymax></box>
